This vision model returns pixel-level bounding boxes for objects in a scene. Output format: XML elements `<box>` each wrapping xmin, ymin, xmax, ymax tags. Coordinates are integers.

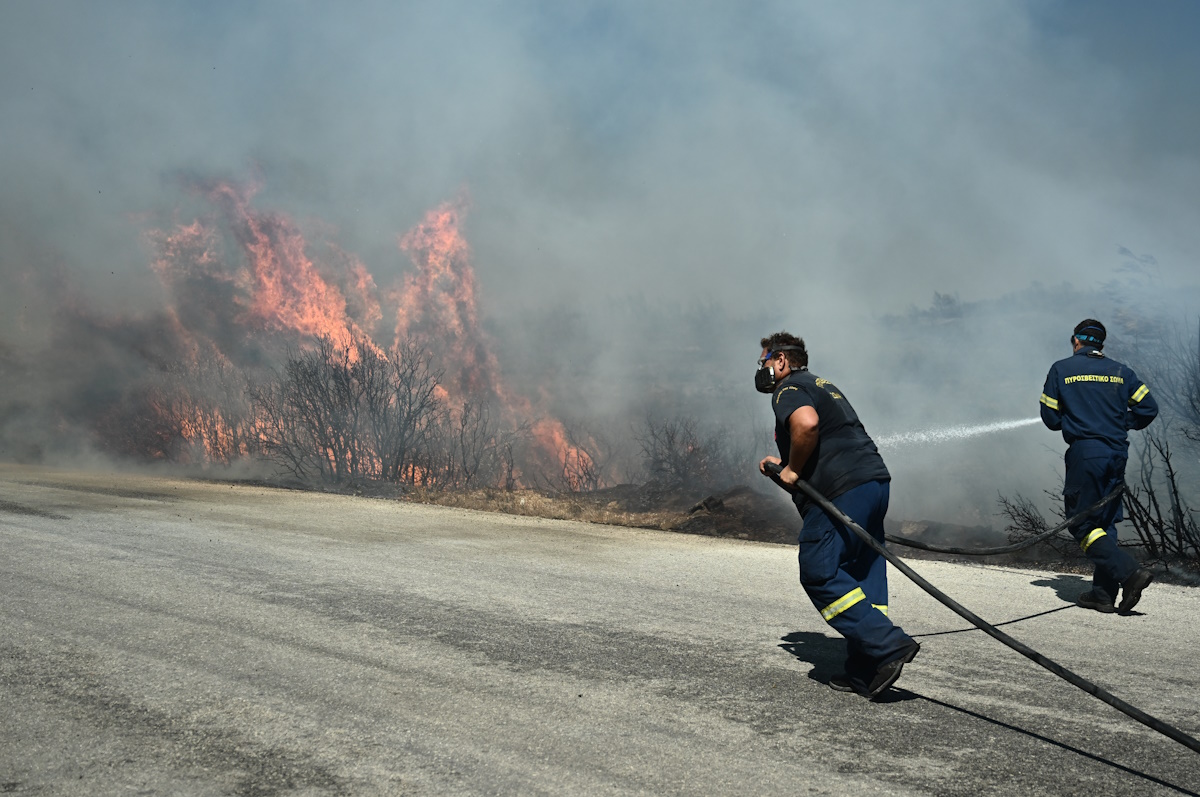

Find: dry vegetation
<box><xmin>333</xmin><ymin>478</ymin><xmax>800</xmax><ymax>545</ymax></box>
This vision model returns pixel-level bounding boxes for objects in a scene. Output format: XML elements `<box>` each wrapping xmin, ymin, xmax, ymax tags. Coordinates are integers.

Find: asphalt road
<box><xmin>2</xmin><ymin>463</ymin><xmax>1198</xmax><ymax>796</ymax></box>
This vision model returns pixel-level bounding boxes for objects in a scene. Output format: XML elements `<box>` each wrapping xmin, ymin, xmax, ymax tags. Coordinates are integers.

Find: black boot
<box><xmin>1076</xmin><ymin>590</ymin><xmax>1116</xmax><ymax>613</ymax></box>
<box><xmin>1118</xmin><ymin>569</ymin><xmax>1153</xmax><ymax>613</ymax></box>
<box><xmin>867</xmin><ymin>640</ymin><xmax>920</xmax><ymax>698</ymax></box>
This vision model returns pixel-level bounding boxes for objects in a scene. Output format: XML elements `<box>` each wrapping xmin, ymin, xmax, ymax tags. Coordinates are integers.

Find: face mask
<box><xmin>754</xmin><ymin>365</ymin><xmax>777</xmax><ymax>393</ymax></box>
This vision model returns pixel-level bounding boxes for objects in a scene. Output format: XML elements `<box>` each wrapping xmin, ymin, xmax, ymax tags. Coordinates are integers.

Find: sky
<box><xmin>1</xmin><ymin>0</ymin><xmax>1198</xmax><ymax>521</ymax></box>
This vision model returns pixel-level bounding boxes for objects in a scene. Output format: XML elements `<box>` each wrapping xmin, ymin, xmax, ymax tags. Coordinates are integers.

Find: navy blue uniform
<box><xmin>1041</xmin><ymin>346</ymin><xmax>1158</xmax><ymax>600</ymax></box>
<box><xmin>772</xmin><ymin>370</ymin><xmax>913</xmax><ymax>686</ymax></box>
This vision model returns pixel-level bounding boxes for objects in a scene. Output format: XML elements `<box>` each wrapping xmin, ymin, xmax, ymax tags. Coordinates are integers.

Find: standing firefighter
<box><xmin>756</xmin><ymin>332</ymin><xmax>919</xmax><ymax>699</ymax></box>
<box><xmin>1040</xmin><ymin>319</ymin><xmax>1159</xmax><ymax>613</ymax></box>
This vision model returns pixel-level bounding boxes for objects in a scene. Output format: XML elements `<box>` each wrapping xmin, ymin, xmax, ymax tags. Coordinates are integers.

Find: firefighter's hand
<box><xmin>776</xmin><ymin>465</ymin><xmax>799</xmax><ymax>486</ymax></box>
<box><xmin>758</xmin><ymin>456</ymin><xmax>781</xmax><ymax>476</ymax></box>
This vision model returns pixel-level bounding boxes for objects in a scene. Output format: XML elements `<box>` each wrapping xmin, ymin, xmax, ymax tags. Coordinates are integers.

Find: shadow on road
<box><xmin>912</xmin><ymin>691</ymin><xmax>1199</xmax><ymax>796</ymax></box>
<box><xmin>1028</xmin><ymin>574</ymin><xmax>1151</xmax><ymax>617</ymax></box>
<box><xmin>1031</xmin><ymin>573</ymin><xmax>1088</xmax><ymax>603</ymax></box>
<box><xmin>778</xmin><ymin>631</ymin><xmax>1195</xmax><ymax>792</ymax></box>
<box><xmin>777</xmin><ymin>631</ymin><xmax>918</xmax><ymax>702</ymax></box>
<box><xmin>777</xmin><ymin>631</ymin><xmax>843</xmax><ymax>679</ymax></box>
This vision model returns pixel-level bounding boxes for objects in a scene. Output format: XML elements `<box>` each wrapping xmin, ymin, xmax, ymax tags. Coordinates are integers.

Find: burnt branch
<box><xmin>248</xmin><ymin>336</ymin><xmax>445</xmax><ymax>485</ymax></box>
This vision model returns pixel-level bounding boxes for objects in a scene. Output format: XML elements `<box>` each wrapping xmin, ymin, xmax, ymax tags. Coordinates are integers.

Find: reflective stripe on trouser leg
<box><xmin>872</xmin><ymin>604</ymin><xmax>888</xmax><ymax>616</ymax></box>
<box><xmin>821</xmin><ymin>587</ymin><xmax>865</xmax><ymax>621</ymax></box>
<box><xmin>1080</xmin><ymin>528</ymin><xmax>1106</xmax><ymax>552</ymax></box>
<box><xmin>817</xmin><ymin>586</ymin><xmax>909</xmax><ymax>663</ymax></box>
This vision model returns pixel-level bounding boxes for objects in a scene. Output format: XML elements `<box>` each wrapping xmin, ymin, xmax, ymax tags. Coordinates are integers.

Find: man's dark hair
<box><xmin>760</xmin><ymin>331</ymin><xmax>808</xmax><ymax>369</ymax></box>
<box><xmin>1073</xmin><ymin>318</ymin><xmax>1107</xmax><ymax>349</ymax></box>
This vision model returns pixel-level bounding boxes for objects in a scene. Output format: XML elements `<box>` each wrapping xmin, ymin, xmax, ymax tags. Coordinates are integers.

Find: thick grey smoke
<box><xmin>2</xmin><ymin>1</ymin><xmax>1198</xmax><ymax>525</ymax></box>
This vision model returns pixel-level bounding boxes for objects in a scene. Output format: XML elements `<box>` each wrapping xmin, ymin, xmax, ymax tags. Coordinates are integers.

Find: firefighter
<box><xmin>1040</xmin><ymin>319</ymin><xmax>1159</xmax><ymax>613</ymax></box>
<box><xmin>756</xmin><ymin>331</ymin><xmax>919</xmax><ymax>698</ymax></box>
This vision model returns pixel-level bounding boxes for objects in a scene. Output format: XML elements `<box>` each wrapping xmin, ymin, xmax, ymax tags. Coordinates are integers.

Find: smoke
<box><xmin>2</xmin><ymin>2</ymin><xmax>1199</xmax><ymax>522</ymax></box>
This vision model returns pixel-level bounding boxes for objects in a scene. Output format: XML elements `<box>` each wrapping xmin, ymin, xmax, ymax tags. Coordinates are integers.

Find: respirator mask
<box><xmin>754</xmin><ymin>355</ymin><xmax>778</xmax><ymax>394</ymax></box>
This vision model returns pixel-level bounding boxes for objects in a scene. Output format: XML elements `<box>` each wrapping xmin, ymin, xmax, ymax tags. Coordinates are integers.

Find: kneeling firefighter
<box><xmin>756</xmin><ymin>331</ymin><xmax>919</xmax><ymax>698</ymax></box>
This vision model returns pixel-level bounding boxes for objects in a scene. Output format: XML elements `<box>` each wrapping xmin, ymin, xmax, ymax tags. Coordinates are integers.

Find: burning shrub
<box><xmin>248</xmin><ymin>336</ymin><xmax>442</xmax><ymax>485</ymax></box>
<box><xmin>246</xmin><ymin>335</ymin><xmax>555</xmax><ymax>490</ymax></box>
<box><xmin>2</xmin><ymin>179</ymin><xmax>618</xmax><ymax>496</ymax></box>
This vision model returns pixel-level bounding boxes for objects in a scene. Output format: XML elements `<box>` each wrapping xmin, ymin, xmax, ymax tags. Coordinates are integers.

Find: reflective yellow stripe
<box><xmin>1040</xmin><ymin>393</ymin><xmax>1059</xmax><ymax>410</ymax></box>
<box><xmin>1130</xmin><ymin>385</ymin><xmax>1149</xmax><ymax>404</ymax></box>
<box><xmin>872</xmin><ymin>603</ymin><xmax>889</xmax><ymax>616</ymax></box>
<box><xmin>821</xmin><ymin>587</ymin><xmax>865</xmax><ymax>621</ymax></box>
<box><xmin>1081</xmin><ymin>528</ymin><xmax>1106</xmax><ymax>552</ymax></box>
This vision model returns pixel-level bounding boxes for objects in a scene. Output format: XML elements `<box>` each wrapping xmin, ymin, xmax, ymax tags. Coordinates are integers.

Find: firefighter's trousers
<box><xmin>1065</xmin><ymin>442</ymin><xmax>1139</xmax><ymax>601</ymax></box>
<box><xmin>798</xmin><ymin>480</ymin><xmax>913</xmax><ymax>681</ymax></box>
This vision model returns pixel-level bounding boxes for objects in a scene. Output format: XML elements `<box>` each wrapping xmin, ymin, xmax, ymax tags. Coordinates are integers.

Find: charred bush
<box><xmin>1123</xmin><ymin>428</ymin><xmax>1200</xmax><ymax>565</ymax></box>
<box><xmin>249</xmin><ymin>336</ymin><xmax>444</xmax><ymax>485</ymax></box>
<box><xmin>1000</xmin><ymin>431</ymin><xmax>1199</xmax><ymax>570</ymax></box>
<box><xmin>409</xmin><ymin>400</ymin><xmax>527</xmax><ymax>490</ymax></box>
<box><xmin>364</xmin><ymin>340</ymin><xmax>443</xmax><ymax>484</ymax></box>
<box><xmin>634</xmin><ymin>415</ymin><xmax>749</xmax><ymax>493</ymax></box>
<box><xmin>999</xmin><ymin>490</ymin><xmax>1077</xmax><ymax>559</ymax></box>
<box><xmin>247</xmin><ymin>335</ymin><xmax>551</xmax><ymax>490</ymax></box>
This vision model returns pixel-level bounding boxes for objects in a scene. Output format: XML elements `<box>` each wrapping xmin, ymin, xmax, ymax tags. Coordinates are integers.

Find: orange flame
<box><xmin>394</xmin><ymin>196</ymin><xmax>501</xmax><ymax>396</ymax></box>
<box><xmin>141</xmin><ymin>180</ymin><xmax>595</xmax><ymax>485</ymax></box>
<box><xmin>205</xmin><ymin>181</ymin><xmax>364</xmax><ymax>352</ymax></box>
<box><xmin>393</xmin><ymin>197</ymin><xmax>592</xmax><ymax>480</ymax></box>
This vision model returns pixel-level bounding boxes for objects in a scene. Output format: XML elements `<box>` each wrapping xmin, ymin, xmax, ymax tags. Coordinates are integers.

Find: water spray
<box><xmin>872</xmin><ymin>415</ymin><xmax>1056</xmax><ymax>555</ymax></box>
<box><xmin>874</xmin><ymin>417</ymin><xmax>1041</xmax><ymax>449</ymax></box>
<box><xmin>764</xmin><ymin>464</ymin><xmax>1200</xmax><ymax>756</ymax></box>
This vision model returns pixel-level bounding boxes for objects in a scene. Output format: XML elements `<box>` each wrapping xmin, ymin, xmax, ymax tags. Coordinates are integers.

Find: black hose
<box><xmin>763</xmin><ymin>464</ymin><xmax>1200</xmax><ymax>756</ymax></box>
<box><xmin>883</xmin><ymin>485</ymin><xmax>1124</xmax><ymax>556</ymax></box>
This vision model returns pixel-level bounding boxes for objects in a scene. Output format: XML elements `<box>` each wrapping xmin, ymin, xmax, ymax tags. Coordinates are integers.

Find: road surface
<box><xmin>2</xmin><ymin>463</ymin><xmax>1197</xmax><ymax>795</ymax></box>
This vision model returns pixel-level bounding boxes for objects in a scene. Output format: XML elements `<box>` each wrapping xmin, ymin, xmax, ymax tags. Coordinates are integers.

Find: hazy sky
<box><xmin>3</xmin><ymin>0</ymin><xmax>1197</xmax><ymax>325</ymax></box>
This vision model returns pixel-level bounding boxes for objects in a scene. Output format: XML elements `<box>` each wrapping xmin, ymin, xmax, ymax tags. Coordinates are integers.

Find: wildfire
<box><xmin>392</xmin><ymin>196</ymin><xmax>596</xmax><ymax>487</ymax></box>
<box><xmin>133</xmin><ymin>178</ymin><xmax>596</xmax><ymax>487</ymax></box>
<box><xmin>147</xmin><ymin>180</ymin><xmax>375</xmax><ymax>360</ymax></box>
<box><xmin>393</xmin><ymin>196</ymin><xmax>501</xmax><ymax>395</ymax></box>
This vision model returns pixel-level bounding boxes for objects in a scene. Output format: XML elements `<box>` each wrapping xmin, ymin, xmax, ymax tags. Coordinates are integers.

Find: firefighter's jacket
<box><xmin>1040</xmin><ymin>347</ymin><xmax>1158</xmax><ymax>450</ymax></box>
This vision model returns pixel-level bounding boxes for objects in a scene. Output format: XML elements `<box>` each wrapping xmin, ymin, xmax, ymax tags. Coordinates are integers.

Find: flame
<box><xmin>206</xmin><ymin>180</ymin><xmax>365</xmax><ymax>353</ymax></box>
<box><xmin>134</xmin><ymin>179</ymin><xmax>594</xmax><ymax>487</ymax></box>
<box><xmin>148</xmin><ymin>181</ymin><xmax>376</xmax><ymax>359</ymax></box>
<box><xmin>393</xmin><ymin>197</ymin><xmax>591</xmax><ymax>480</ymax></box>
<box><xmin>531</xmin><ymin>417</ymin><xmax>597</xmax><ymax>491</ymax></box>
<box><xmin>394</xmin><ymin>196</ymin><xmax>501</xmax><ymax>396</ymax></box>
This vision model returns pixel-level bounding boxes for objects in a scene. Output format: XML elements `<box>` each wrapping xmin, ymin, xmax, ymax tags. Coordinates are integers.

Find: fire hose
<box><xmin>763</xmin><ymin>463</ymin><xmax>1200</xmax><ymax>755</ymax></box>
<box><xmin>883</xmin><ymin>484</ymin><xmax>1125</xmax><ymax>556</ymax></box>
